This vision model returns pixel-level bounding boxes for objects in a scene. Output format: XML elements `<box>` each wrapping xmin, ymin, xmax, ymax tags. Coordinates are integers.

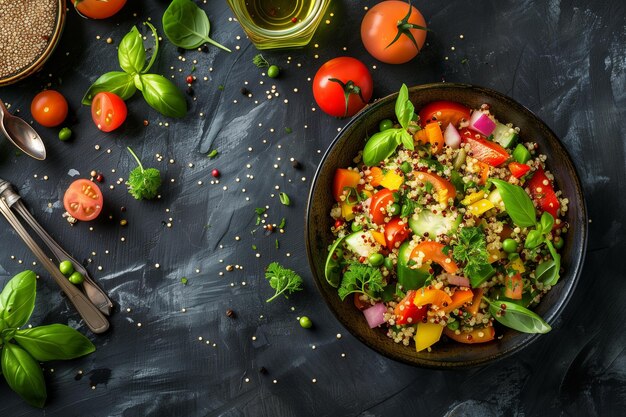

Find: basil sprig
<box><xmin>362</xmin><ymin>84</ymin><xmax>415</xmax><ymax>166</ymax></box>
<box><xmin>485</xmin><ymin>298</ymin><xmax>551</xmax><ymax>334</ymax></box>
<box><xmin>490</xmin><ymin>179</ymin><xmax>537</xmax><ymax>227</ymax></box>
<box><xmin>83</xmin><ymin>22</ymin><xmax>187</xmax><ymax>118</ymax></box>
<box><xmin>0</xmin><ymin>271</ymin><xmax>96</xmax><ymax>408</ymax></box>
<box><xmin>162</xmin><ymin>0</ymin><xmax>231</xmax><ymax>52</ymax></box>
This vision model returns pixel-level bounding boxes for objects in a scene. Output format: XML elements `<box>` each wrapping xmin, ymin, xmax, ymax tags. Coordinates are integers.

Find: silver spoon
<box><xmin>0</xmin><ymin>99</ymin><xmax>46</xmax><ymax>160</ymax></box>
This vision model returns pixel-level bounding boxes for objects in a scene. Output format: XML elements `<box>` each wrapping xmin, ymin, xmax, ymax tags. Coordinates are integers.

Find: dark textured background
<box><xmin>0</xmin><ymin>1</ymin><xmax>624</xmax><ymax>416</ymax></box>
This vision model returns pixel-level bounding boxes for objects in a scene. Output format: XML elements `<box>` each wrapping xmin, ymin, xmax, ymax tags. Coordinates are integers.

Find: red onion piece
<box><xmin>444</xmin><ymin>123</ymin><xmax>462</xmax><ymax>149</ymax></box>
<box><xmin>469</xmin><ymin>111</ymin><xmax>496</xmax><ymax>136</ymax></box>
<box><xmin>442</xmin><ymin>273</ymin><xmax>471</xmax><ymax>287</ymax></box>
<box><xmin>362</xmin><ymin>302</ymin><xmax>386</xmax><ymax>328</ymax></box>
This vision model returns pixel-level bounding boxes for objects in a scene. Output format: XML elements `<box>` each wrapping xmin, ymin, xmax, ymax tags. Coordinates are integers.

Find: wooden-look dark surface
<box><xmin>0</xmin><ymin>1</ymin><xmax>624</xmax><ymax>416</ymax></box>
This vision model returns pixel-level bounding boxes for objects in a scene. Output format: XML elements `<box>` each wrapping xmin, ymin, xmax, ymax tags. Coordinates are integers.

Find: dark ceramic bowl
<box><xmin>305</xmin><ymin>83</ymin><xmax>587</xmax><ymax>368</ymax></box>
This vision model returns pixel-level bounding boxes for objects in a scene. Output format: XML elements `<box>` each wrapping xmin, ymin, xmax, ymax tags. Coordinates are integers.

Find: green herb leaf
<box><xmin>82</xmin><ymin>71</ymin><xmax>137</xmax><ymax>105</ymax></box>
<box><xmin>162</xmin><ymin>0</ymin><xmax>231</xmax><ymax>52</ymax></box>
<box><xmin>207</xmin><ymin>149</ymin><xmax>218</xmax><ymax>159</ymax></box>
<box><xmin>279</xmin><ymin>192</ymin><xmax>290</xmax><ymax>206</ymax></box>
<box><xmin>13</xmin><ymin>324</ymin><xmax>95</xmax><ymax>362</ymax></box>
<box><xmin>395</xmin><ymin>84</ymin><xmax>414</xmax><ymax>129</ymax></box>
<box><xmin>265</xmin><ymin>262</ymin><xmax>303</xmax><ymax>302</ymax></box>
<box><xmin>487</xmin><ymin>299</ymin><xmax>551</xmax><ymax>334</ymax></box>
<box><xmin>491</xmin><ymin>179</ymin><xmax>537</xmax><ymax>227</ymax></box>
<box><xmin>275</xmin><ymin>239</ymin><xmax>279</xmax><ymax>249</ymax></box>
<box><xmin>278</xmin><ymin>217</ymin><xmax>286</xmax><ymax>229</ymax></box>
<box><xmin>535</xmin><ymin>260</ymin><xmax>559</xmax><ymax>285</ymax></box>
<box><xmin>362</xmin><ymin>129</ymin><xmax>399</xmax><ymax>166</ymax></box>
<box><xmin>181</xmin><ymin>277</ymin><xmax>188</xmax><ymax>285</ymax></box>
<box><xmin>400</xmin><ymin>130</ymin><xmax>414</xmax><ymax>151</ymax></box>
<box><xmin>118</xmin><ymin>26</ymin><xmax>146</xmax><ymax>74</ymax></box>
<box><xmin>0</xmin><ymin>271</ymin><xmax>36</xmax><ymax>329</ymax></box>
<box><xmin>452</xmin><ymin>227</ymin><xmax>493</xmax><ymax>286</ymax></box>
<box><xmin>139</xmin><ymin>74</ymin><xmax>187</xmax><ymax>118</ymax></box>
<box><xmin>524</xmin><ymin>229</ymin><xmax>544</xmax><ymax>249</ymax></box>
<box><xmin>1</xmin><ymin>343</ymin><xmax>47</xmax><ymax>408</ymax></box>
<box><xmin>324</xmin><ymin>237</ymin><xmax>345</xmax><ymax>288</ymax></box>
<box><xmin>337</xmin><ymin>262</ymin><xmax>384</xmax><ymax>301</ymax></box>
<box><xmin>539</xmin><ymin>211</ymin><xmax>554</xmax><ymax>234</ymax></box>
<box><xmin>126</xmin><ymin>147</ymin><xmax>162</xmax><ymax>200</ymax></box>
<box><xmin>252</xmin><ymin>54</ymin><xmax>270</xmax><ymax>68</ymax></box>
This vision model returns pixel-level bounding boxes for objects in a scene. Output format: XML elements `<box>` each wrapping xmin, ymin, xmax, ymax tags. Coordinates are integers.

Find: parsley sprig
<box><xmin>126</xmin><ymin>147</ymin><xmax>162</xmax><ymax>200</ymax></box>
<box><xmin>265</xmin><ymin>262</ymin><xmax>303</xmax><ymax>302</ymax></box>
<box><xmin>338</xmin><ymin>262</ymin><xmax>384</xmax><ymax>301</ymax></box>
<box><xmin>452</xmin><ymin>227</ymin><xmax>494</xmax><ymax>287</ymax></box>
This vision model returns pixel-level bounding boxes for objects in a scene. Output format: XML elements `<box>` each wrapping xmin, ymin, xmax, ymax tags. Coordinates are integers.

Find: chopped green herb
<box><xmin>255</xmin><ymin>207</ymin><xmax>266</xmax><ymax>225</ymax></box>
<box><xmin>191</xmin><ymin>65</ymin><xmax>196</xmax><ymax>72</ymax></box>
<box><xmin>265</xmin><ymin>262</ymin><xmax>303</xmax><ymax>302</ymax></box>
<box><xmin>252</xmin><ymin>245</ymin><xmax>257</xmax><ymax>250</ymax></box>
<box><xmin>207</xmin><ymin>149</ymin><xmax>218</xmax><ymax>159</ymax></box>
<box><xmin>284</xmin><ymin>127</ymin><xmax>292</xmax><ymax>134</ymax></box>
<box><xmin>275</xmin><ymin>239</ymin><xmax>279</xmax><ymax>249</ymax></box>
<box><xmin>181</xmin><ymin>277</ymin><xmax>188</xmax><ymax>285</ymax></box>
<box><xmin>253</xmin><ymin>54</ymin><xmax>270</xmax><ymax>68</ymax></box>
<box><xmin>461</xmin><ymin>58</ymin><xmax>468</xmax><ymax>64</ymax></box>
<box><xmin>338</xmin><ymin>262</ymin><xmax>384</xmax><ymax>301</ymax></box>
<box><xmin>279</xmin><ymin>217</ymin><xmax>286</xmax><ymax>229</ymax></box>
<box><xmin>126</xmin><ymin>147</ymin><xmax>162</xmax><ymax>200</ymax></box>
<box><xmin>218</xmin><ymin>85</ymin><xmax>224</xmax><ymax>91</ymax></box>
<box><xmin>279</xmin><ymin>192</ymin><xmax>291</xmax><ymax>206</ymax></box>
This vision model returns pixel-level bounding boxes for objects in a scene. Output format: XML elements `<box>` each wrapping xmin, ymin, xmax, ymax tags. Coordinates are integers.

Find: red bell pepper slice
<box><xmin>508</xmin><ymin>162</ymin><xmax>531</xmax><ymax>179</ymax></box>
<box><xmin>460</xmin><ymin>128</ymin><xmax>509</xmax><ymax>167</ymax></box>
<box><xmin>394</xmin><ymin>290</ymin><xmax>428</xmax><ymax>325</ymax></box>
<box><xmin>527</xmin><ymin>167</ymin><xmax>560</xmax><ymax>218</ymax></box>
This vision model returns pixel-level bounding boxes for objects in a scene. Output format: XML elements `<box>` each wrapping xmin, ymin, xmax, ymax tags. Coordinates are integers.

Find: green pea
<box><xmin>299</xmin><ymin>316</ymin><xmax>313</xmax><ymax>329</ymax></box>
<box><xmin>68</xmin><ymin>271</ymin><xmax>84</xmax><ymax>285</ymax></box>
<box><xmin>446</xmin><ymin>320</ymin><xmax>460</xmax><ymax>331</ymax></box>
<box><xmin>400</xmin><ymin>161</ymin><xmax>412</xmax><ymax>173</ymax></box>
<box><xmin>388</xmin><ymin>203</ymin><xmax>401</xmax><ymax>215</ymax></box>
<box><xmin>554</xmin><ymin>237</ymin><xmax>564</xmax><ymax>250</ymax></box>
<box><xmin>502</xmin><ymin>238</ymin><xmax>518</xmax><ymax>253</ymax></box>
<box><xmin>383</xmin><ymin>257</ymin><xmax>394</xmax><ymax>270</ymax></box>
<box><xmin>351</xmin><ymin>222</ymin><xmax>363</xmax><ymax>232</ymax></box>
<box><xmin>368</xmin><ymin>253</ymin><xmax>384</xmax><ymax>267</ymax></box>
<box><xmin>58</xmin><ymin>127</ymin><xmax>72</xmax><ymax>141</ymax></box>
<box><xmin>59</xmin><ymin>260</ymin><xmax>74</xmax><ymax>277</ymax></box>
<box><xmin>267</xmin><ymin>65</ymin><xmax>280</xmax><ymax>78</ymax></box>
<box><xmin>379</xmin><ymin>119</ymin><xmax>393</xmax><ymax>131</ymax></box>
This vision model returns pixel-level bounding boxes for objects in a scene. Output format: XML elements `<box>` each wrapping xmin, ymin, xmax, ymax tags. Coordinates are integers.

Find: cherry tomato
<box><xmin>384</xmin><ymin>217</ymin><xmax>409</xmax><ymax>249</ymax></box>
<box><xmin>71</xmin><ymin>0</ymin><xmax>126</xmax><ymax>19</ymax></box>
<box><xmin>369</xmin><ymin>189</ymin><xmax>396</xmax><ymax>225</ymax></box>
<box><xmin>313</xmin><ymin>57</ymin><xmax>373</xmax><ymax>118</ymax></box>
<box><xmin>419</xmin><ymin>101</ymin><xmax>471</xmax><ymax>129</ymax></box>
<box><xmin>361</xmin><ymin>1</ymin><xmax>427</xmax><ymax>64</ymax></box>
<box><xmin>63</xmin><ymin>179</ymin><xmax>104</xmax><ymax>221</ymax></box>
<box><xmin>30</xmin><ymin>90</ymin><xmax>68</xmax><ymax>127</ymax></box>
<box><xmin>91</xmin><ymin>92</ymin><xmax>127</xmax><ymax>132</ymax></box>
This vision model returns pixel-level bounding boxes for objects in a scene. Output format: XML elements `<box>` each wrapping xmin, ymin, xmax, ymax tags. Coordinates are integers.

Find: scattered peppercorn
<box><xmin>186</xmin><ymin>75</ymin><xmax>194</xmax><ymax>84</ymax></box>
<box><xmin>201</xmin><ymin>45</ymin><xmax>209</xmax><ymax>53</ymax></box>
<box><xmin>240</xmin><ymin>87</ymin><xmax>251</xmax><ymax>96</ymax></box>
<box><xmin>226</xmin><ymin>309</ymin><xmax>236</xmax><ymax>318</ymax></box>
<box><xmin>177</xmin><ymin>47</ymin><xmax>186</xmax><ymax>54</ymax></box>
<box><xmin>259</xmin><ymin>367</ymin><xmax>268</xmax><ymax>374</ymax></box>
<box><xmin>291</xmin><ymin>17</ymin><xmax>298</xmax><ymax>23</ymax></box>
<box><xmin>121</xmin><ymin>206</ymin><xmax>126</xmax><ymax>212</ymax></box>
<box><xmin>143</xmin><ymin>120</ymin><xmax>149</xmax><ymax>126</ymax></box>
<box><xmin>211</xmin><ymin>169</ymin><xmax>220</xmax><ymax>178</ymax></box>
<box><xmin>96</xmin><ymin>173</ymin><xmax>104</xmax><ymax>182</ymax></box>
<box><xmin>291</xmin><ymin>159</ymin><xmax>302</xmax><ymax>169</ymax></box>
<box><xmin>266</xmin><ymin>224</ymin><xmax>274</xmax><ymax>232</ymax></box>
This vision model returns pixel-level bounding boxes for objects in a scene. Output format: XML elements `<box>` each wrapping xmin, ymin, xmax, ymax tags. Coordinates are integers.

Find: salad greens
<box><xmin>126</xmin><ymin>147</ymin><xmax>162</xmax><ymax>200</ymax></box>
<box><xmin>337</xmin><ymin>262</ymin><xmax>384</xmax><ymax>301</ymax></box>
<box><xmin>0</xmin><ymin>271</ymin><xmax>95</xmax><ymax>408</ymax></box>
<box><xmin>83</xmin><ymin>23</ymin><xmax>187</xmax><ymax>118</ymax></box>
<box><xmin>265</xmin><ymin>262</ymin><xmax>303</xmax><ymax>302</ymax></box>
<box><xmin>162</xmin><ymin>0</ymin><xmax>231</xmax><ymax>52</ymax></box>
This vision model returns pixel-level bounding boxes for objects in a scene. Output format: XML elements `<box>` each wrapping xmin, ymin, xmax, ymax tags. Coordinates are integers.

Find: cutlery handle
<box><xmin>0</xmin><ymin>199</ymin><xmax>109</xmax><ymax>333</ymax></box>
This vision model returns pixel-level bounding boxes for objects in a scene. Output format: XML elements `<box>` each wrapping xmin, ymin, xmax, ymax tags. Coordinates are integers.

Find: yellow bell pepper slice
<box><xmin>371</xmin><ymin>230</ymin><xmax>386</xmax><ymax>247</ymax></box>
<box><xmin>461</xmin><ymin>190</ymin><xmax>487</xmax><ymax>205</ymax></box>
<box><xmin>488</xmin><ymin>249</ymin><xmax>505</xmax><ymax>263</ymax></box>
<box><xmin>467</xmin><ymin>199</ymin><xmax>495</xmax><ymax>216</ymax></box>
<box><xmin>509</xmin><ymin>256</ymin><xmax>526</xmax><ymax>273</ymax></box>
<box><xmin>380</xmin><ymin>171</ymin><xmax>404</xmax><ymax>190</ymax></box>
<box><xmin>415</xmin><ymin>322</ymin><xmax>444</xmax><ymax>352</ymax></box>
<box><xmin>341</xmin><ymin>203</ymin><xmax>355</xmax><ymax>221</ymax></box>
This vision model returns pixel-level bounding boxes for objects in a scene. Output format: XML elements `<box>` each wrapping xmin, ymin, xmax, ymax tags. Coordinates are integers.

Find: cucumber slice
<box><xmin>487</xmin><ymin>189</ymin><xmax>505</xmax><ymax>211</ymax></box>
<box><xmin>344</xmin><ymin>231</ymin><xmax>379</xmax><ymax>258</ymax></box>
<box><xmin>513</xmin><ymin>143</ymin><xmax>531</xmax><ymax>164</ymax></box>
<box><xmin>324</xmin><ymin>236</ymin><xmax>345</xmax><ymax>288</ymax></box>
<box><xmin>492</xmin><ymin>123</ymin><xmax>518</xmax><ymax>148</ymax></box>
<box><xmin>397</xmin><ymin>242</ymin><xmax>430</xmax><ymax>290</ymax></box>
<box><xmin>409</xmin><ymin>210</ymin><xmax>462</xmax><ymax>238</ymax></box>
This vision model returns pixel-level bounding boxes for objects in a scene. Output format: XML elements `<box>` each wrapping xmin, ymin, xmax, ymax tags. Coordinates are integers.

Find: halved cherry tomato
<box><xmin>63</xmin><ymin>179</ymin><xmax>103</xmax><ymax>221</ymax></box>
<box><xmin>71</xmin><ymin>0</ymin><xmax>126</xmax><ymax>19</ymax></box>
<box><xmin>527</xmin><ymin>167</ymin><xmax>560</xmax><ymax>218</ymax></box>
<box><xmin>443</xmin><ymin>288</ymin><xmax>474</xmax><ymax>313</ymax></box>
<box><xmin>413</xmin><ymin>286</ymin><xmax>453</xmax><ymax>309</ymax></box>
<box><xmin>413</xmin><ymin>171</ymin><xmax>456</xmax><ymax>205</ymax></box>
<box><xmin>504</xmin><ymin>273</ymin><xmax>523</xmax><ymax>299</ymax></box>
<box><xmin>509</xmin><ymin>162</ymin><xmax>531</xmax><ymax>179</ymax></box>
<box><xmin>361</xmin><ymin>1</ymin><xmax>427</xmax><ymax>64</ymax></box>
<box><xmin>419</xmin><ymin>101</ymin><xmax>471</xmax><ymax>129</ymax></box>
<box><xmin>460</xmin><ymin>128</ymin><xmax>509</xmax><ymax>167</ymax></box>
<box><xmin>313</xmin><ymin>57</ymin><xmax>373</xmax><ymax>118</ymax></box>
<box><xmin>410</xmin><ymin>241</ymin><xmax>459</xmax><ymax>274</ymax></box>
<box><xmin>394</xmin><ymin>290</ymin><xmax>428</xmax><ymax>324</ymax></box>
<box><xmin>91</xmin><ymin>92</ymin><xmax>127</xmax><ymax>132</ymax></box>
<box><xmin>443</xmin><ymin>325</ymin><xmax>495</xmax><ymax>344</ymax></box>
<box><xmin>384</xmin><ymin>217</ymin><xmax>409</xmax><ymax>249</ymax></box>
<box><xmin>333</xmin><ymin>168</ymin><xmax>361</xmax><ymax>202</ymax></box>
<box><xmin>30</xmin><ymin>90</ymin><xmax>68</xmax><ymax>127</ymax></box>
<box><xmin>369</xmin><ymin>189</ymin><xmax>396</xmax><ymax>225</ymax></box>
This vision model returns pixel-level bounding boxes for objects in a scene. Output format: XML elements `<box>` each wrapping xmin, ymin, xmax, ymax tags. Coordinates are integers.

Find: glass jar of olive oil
<box><xmin>226</xmin><ymin>0</ymin><xmax>331</xmax><ymax>50</ymax></box>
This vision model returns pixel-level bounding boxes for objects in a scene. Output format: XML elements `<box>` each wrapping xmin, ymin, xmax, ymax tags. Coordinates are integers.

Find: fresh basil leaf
<box><xmin>488</xmin><ymin>300</ymin><xmax>551</xmax><ymax>334</ymax></box>
<box><xmin>395</xmin><ymin>84</ymin><xmax>414</xmax><ymax>129</ymax></box>
<box><xmin>491</xmin><ymin>179</ymin><xmax>537</xmax><ymax>227</ymax></box>
<box><xmin>400</xmin><ymin>130</ymin><xmax>414</xmax><ymax>150</ymax></box>
<box><xmin>162</xmin><ymin>0</ymin><xmax>231</xmax><ymax>52</ymax></box>
<box><xmin>140</xmin><ymin>74</ymin><xmax>187</xmax><ymax>118</ymax></box>
<box><xmin>524</xmin><ymin>229</ymin><xmax>544</xmax><ymax>249</ymax></box>
<box><xmin>0</xmin><ymin>271</ymin><xmax>36</xmax><ymax>329</ymax></box>
<box><xmin>118</xmin><ymin>26</ymin><xmax>146</xmax><ymax>74</ymax></box>
<box><xmin>13</xmin><ymin>324</ymin><xmax>95</xmax><ymax>362</ymax></box>
<box><xmin>279</xmin><ymin>192</ymin><xmax>291</xmax><ymax>206</ymax></box>
<box><xmin>362</xmin><ymin>129</ymin><xmax>399</xmax><ymax>166</ymax></box>
<box><xmin>535</xmin><ymin>260</ymin><xmax>559</xmax><ymax>286</ymax></box>
<box><xmin>1</xmin><ymin>343</ymin><xmax>47</xmax><ymax>408</ymax></box>
<box><xmin>540</xmin><ymin>211</ymin><xmax>554</xmax><ymax>234</ymax></box>
<box><xmin>82</xmin><ymin>71</ymin><xmax>137</xmax><ymax>105</ymax></box>
<box><xmin>133</xmin><ymin>73</ymin><xmax>144</xmax><ymax>91</ymax></box>
<box><xmin>142</xmin><ymin>22</ymin><xmax>160</xmax><ymax>74</ymax></box>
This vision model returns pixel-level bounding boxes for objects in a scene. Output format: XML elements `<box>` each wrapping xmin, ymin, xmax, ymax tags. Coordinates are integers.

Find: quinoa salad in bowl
<box><xmin>323</xmin><ymin>84</ymin><xmax>571</xmax><ymax>353</ymax></box>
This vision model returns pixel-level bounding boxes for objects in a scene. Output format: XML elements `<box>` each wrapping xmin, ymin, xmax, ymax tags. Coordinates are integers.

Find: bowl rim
<box><xmin>305</xmin><ymin>82</ymin><xmax>588</xmax><ymax>368</ymax></box>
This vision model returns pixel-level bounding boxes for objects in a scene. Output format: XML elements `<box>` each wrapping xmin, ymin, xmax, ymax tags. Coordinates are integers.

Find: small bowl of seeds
<box><xmin>0</xmin><ymin>0</ymin><xmax>66</xmax><ymax>86</ymax></box>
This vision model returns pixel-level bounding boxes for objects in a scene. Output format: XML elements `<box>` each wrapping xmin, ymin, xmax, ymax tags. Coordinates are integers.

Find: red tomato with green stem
<box><xmin>71</xmin><ymin>0</ymin><xmax>126</xmax><ymax>19</ymax></box>
<box><xmin>369</xmin><ymin>189</ymin><xmax>396</xmax><ymax>225</ymax></box>
<box><xmin>419</xmin><ymin>101</ymin><xmax>471</xmax><ymax>129</ymax></box>
<box><xmin>63</xmin><ymin>179</ymin><xmax>104</xmax><ymax>221</ymax></box>
<box><xmin>361</xmin><ymin>1</ymin><xmax>428</xmax><ymax>64</ymax></box>
<box><xmin>313</xmin><ymin>57</ymin><xmax>373</xmax><ymax>118</ymax></box>
<box><xmin>91</xmin><ymin>92</ymin><xmax>127</xmax><ymax>132</ymax></box>
<box><xmin>30</xmin><ymin>90</ymin><xmax>68</xmax><ymax>127</ymax></box>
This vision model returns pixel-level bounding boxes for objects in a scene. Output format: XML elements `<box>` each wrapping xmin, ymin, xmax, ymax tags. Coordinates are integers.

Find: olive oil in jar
<box><xmin>244</xmin><ymin>0</ymin><xmax>315</xmax><ymax>31</ymax></box>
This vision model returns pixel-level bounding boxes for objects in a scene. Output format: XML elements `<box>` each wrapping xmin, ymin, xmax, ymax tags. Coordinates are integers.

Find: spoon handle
<box><xmin>0</xmin><ymin>198</ymin><xmax>109</xmax><ymax>334</ymax></box>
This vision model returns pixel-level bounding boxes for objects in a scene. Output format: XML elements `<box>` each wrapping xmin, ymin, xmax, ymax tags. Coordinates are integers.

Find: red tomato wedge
<box><xmin>509</xmin><ymin>162</ymin><xmax>531</xmax><ymax>178</ymax></box>
<box><xmin>394</xmin><ymin>290</ymin><xmax>428</xmax><ymax>325</ymax></box>
<box><xmin>91</xmin><ymin>92</ymin><xmax>127</xmax><ymax>132</ymax></box>
<box><xmin>413</xmin><ymin>171</ymin><xmax>456</xmax><ymax>205</ymax></box>
<box><xmin>369</xmin><ymin>189</ymin><xmax>395</xmax><ymax>225</ymax></box>
<box><xmin>384</xmin><ymin>217</ymin><xmax>409</xmax><ymax>249</ymax></box>
<box><xmin>410</xmin><ymin>241</ymin><xmax>459</xmax><ymax>274</ymax></box>
<box><xmin>333</xmin><ymin>168</ymin><xmax>361</xmax><ymax>202</ymax></box>
<box><xmin>419</xmin><ymin>101</ymin><xmax>471</xmax><ymax>129</ymax></box>
<box><xmin>443</xmin><ymin>325</ymin><xmax>495</xmax><ymax>344</ymax></box>
<box><xmin>460</xmin><ymin>128</ymin><xmax>509</xmax><ymax>167</ymax></box>
<box><xmin>63</xmin><ymin>179</ymin><xmax>103</xmax><ymax>221</ymax></box>
<box><xmin>527</xmin><ymin>167</ymin><xmax>560</xmax><ymax>218</ymax></box>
